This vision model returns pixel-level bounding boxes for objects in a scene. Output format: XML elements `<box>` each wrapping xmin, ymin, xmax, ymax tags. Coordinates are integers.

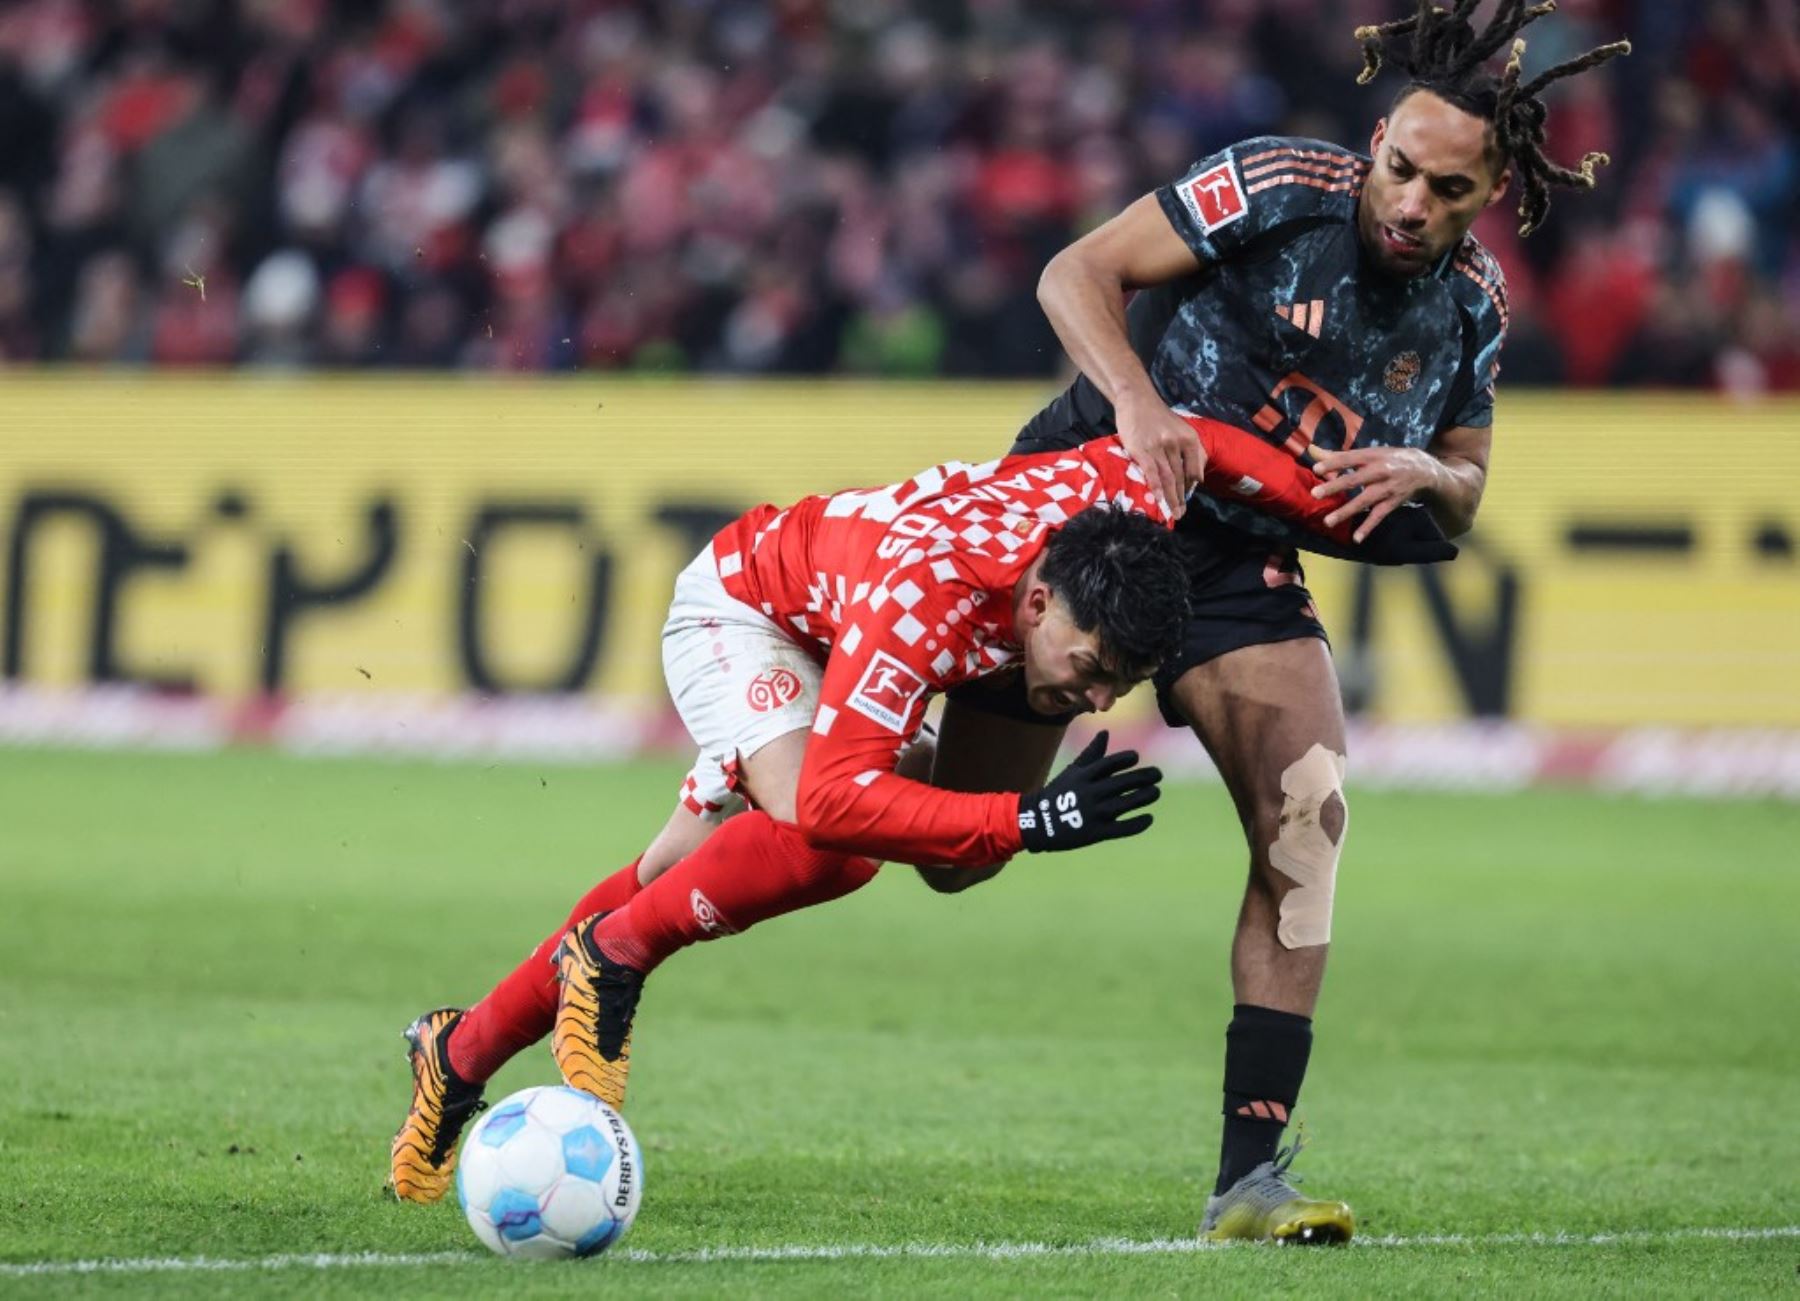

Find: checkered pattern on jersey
<box><xmin>707</xmin><ymin>437</ymin><xmax>1166</xmax><ymax>868</ymax></box>
<box><xmin>715</xmin><ymin>437</ymin><xmax>1163</xmax><ymax>689</ymax></box>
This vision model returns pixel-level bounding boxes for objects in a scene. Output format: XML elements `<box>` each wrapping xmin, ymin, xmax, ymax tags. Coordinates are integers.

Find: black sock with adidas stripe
<box><xmin>1216</xmin><ymin>1003</ymin><xmax>1313</xmax><ymax>1195</ymax></box>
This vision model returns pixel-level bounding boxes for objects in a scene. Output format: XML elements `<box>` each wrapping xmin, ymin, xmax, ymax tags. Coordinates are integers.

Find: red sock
<box><xmin>594</xmin><ymin>812</ymin><xmax>878</xmax><ymax>973</ymax></box>
<box><xmin>448</xmin><ymin>857</ymin><xmax>646</xmax><ymax>1083</ymax></box>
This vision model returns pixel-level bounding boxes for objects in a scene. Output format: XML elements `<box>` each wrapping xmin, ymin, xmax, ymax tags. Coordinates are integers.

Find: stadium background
<box><xmin>3</xmin><ymin>1</ymin><xmax>1799</xmax><ymax>1291</ymax></box>
<box><xmin>2</xmin><ymin>0</ymin><xmax>1796</xmax><ymax>794</ymax></box>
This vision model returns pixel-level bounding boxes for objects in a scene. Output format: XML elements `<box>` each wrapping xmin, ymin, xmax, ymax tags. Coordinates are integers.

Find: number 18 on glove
<box><xmin>1017</xmin><ymin>731</ymin><xmax>1162</xmax><ymax>853</ymax></box>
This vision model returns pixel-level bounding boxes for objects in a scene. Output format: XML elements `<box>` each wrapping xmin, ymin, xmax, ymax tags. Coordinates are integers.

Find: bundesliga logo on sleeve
<box><xmin>1180</xmin><ymin>160</ymin><xmax>1248</xmax><ymax>234</ymax></box>
<box><xmin>846</xmin><ymin>651</ymin><xmax>929</xmax><ymax>734</ymax></box>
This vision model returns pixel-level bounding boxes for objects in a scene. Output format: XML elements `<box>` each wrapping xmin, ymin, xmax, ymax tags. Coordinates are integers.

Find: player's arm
<box><xmin>1306</xmin><ymin>423</ymin><xmax>1491</xmax><ymax>541</ymax></box>
<box><xmin>794</xmin><ymin>609</ymin><xmax>1162</xmax><ymax>868</ymax></box>
<box><xmin>1421</xmin><ymin>423</ymin><xmax>1490</xmax><ymax>536</ymax></box>
<box><xmin>795</xmin><ymin>719</ymin><xmax>1020</xmax><ymax>868</ymax></box>
<box><xmin>1037</xmin><ymin>194</ymin><xmax>1209</xmax><ymax>517</ymax></box>
<box><xmin>791</xmin><ymin>614</ymin><xmax>1020</xmax><ymax>867</ymax></box>
<box><xmin>798</xmin><ymin>718</ymin><xmax>1160</xmax><ymax>870</ymax></box>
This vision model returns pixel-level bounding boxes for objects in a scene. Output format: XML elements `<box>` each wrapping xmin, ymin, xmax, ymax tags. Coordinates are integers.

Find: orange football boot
<box><xmin>552</xmin><ymin>915</ymin><xmax>644</xmax><ymax>1110</ymax></box>
<box><xmin>388</xmin><ymin>1007</ymin><xmax>487</xmax><ymax>1203</ymax></box>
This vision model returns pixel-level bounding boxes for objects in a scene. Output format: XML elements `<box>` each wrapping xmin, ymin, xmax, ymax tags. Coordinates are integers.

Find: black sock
<box><xmin>1215</xmin><ymin>1003</ymin><xmax>1313</xmax><ymax>1194</ymax></box>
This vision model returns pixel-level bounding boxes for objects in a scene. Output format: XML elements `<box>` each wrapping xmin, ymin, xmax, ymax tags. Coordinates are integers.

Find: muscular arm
<box><xmin>1419</xmin><ymin>422</ymin><xmax>1491</xmax><ymax>538</ymax></box>
<box><xmin>1038</xmin><ymin>194</ymin><xmax>1203</xmax><ymax>412</ymax></box>
<box><xmin>1037</xmin><ymin>194</ymin><xmax>1209</xmax><ymax>514</ymax></box>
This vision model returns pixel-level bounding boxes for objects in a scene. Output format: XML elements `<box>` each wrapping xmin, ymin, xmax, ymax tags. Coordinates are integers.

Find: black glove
<box><xmin>1017</xmin><ymin>731</ymin><xmax>1162</xmax><ymax>853</ymax></box>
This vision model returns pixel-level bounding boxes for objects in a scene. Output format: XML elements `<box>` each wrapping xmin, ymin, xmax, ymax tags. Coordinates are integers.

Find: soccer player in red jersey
<box><xmin>389</xmin><ymin>415</ymin><xmax>1372</xmax><ymax>1203</ymax></box>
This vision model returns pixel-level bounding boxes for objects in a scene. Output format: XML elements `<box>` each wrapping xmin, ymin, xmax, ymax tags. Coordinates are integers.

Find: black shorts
<box><xmin>1149</xmin><ymin>512</ymin><xmax>1327</xmax><ymax>724</ymax></box>
<box><xmin>947</xmin><ymin>437</ymin><xmax>1327</xmax><ymax>730</ymax></box>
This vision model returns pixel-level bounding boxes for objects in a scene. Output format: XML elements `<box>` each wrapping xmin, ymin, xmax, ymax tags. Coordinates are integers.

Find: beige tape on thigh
<box><xmin>1268</xmin><ymin>743</ymin><xmax>1348</xmax><ymax>950</ymax></box>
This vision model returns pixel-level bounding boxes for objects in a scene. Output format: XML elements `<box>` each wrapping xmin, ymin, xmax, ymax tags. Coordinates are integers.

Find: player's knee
<box><xmin>1318</xmin><ymin>787</ymin><xmax>1347</xmax><ymax>845</ymax></box>
<box><xmin>1261</xmin><ymin>743</ymin><xmax>1348</xmax><ymax>951</ymax></box>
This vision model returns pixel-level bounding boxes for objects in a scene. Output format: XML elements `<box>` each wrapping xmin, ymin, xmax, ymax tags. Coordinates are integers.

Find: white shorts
<box><xmin>663</xmin><ymin>543</ymin><xmax>823</xmax><ymax>823</ymax></box>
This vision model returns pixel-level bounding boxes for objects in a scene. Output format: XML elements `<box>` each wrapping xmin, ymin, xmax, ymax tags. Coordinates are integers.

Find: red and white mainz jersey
<box><xmin>709</xmin><ymin>436</ymin><xmax>1168</xmax><ymax>869</ymax></box>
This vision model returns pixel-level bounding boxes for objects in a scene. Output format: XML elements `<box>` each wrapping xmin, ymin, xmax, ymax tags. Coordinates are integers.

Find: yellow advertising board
<box><xmin>2</xmin><ymin>376</ymin><xmax>1796</xmax><ymax>726</ymax></box>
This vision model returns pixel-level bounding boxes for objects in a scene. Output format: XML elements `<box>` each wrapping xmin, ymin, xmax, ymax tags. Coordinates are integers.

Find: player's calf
<box><xmin>552</xmin><ymin>812</ymin><xmax>881</xmax><ymax>1108</ymax></box>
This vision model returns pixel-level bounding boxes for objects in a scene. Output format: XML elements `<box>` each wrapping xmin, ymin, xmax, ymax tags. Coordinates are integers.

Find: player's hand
<box><xmin>1017</xmin><ymin>731</ymin><xmax>1161</xmax><ymax>853</ymax></box>
<box><xmin>1308</xmin><ymin>446</ymin><xmax>1444</xmax><ymax>544</ymax></box>
<box><xmin>1116</xmin><ymin>392</ymin><xmax>1207</xmax><ymax>521</ymax></box>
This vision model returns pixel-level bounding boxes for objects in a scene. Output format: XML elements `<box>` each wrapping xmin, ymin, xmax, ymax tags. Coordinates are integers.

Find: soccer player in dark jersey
<box><xmin>928</xmin><ymin>2</ymin><xmax>1630</xmax><ymax>1244</ymax></box>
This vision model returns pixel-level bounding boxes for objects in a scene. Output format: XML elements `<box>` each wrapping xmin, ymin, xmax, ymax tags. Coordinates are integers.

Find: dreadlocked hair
<box><xmin>1352</xmin><ymin>1</ymin><xmax>1630</xmax><ymax>236</ymax></box>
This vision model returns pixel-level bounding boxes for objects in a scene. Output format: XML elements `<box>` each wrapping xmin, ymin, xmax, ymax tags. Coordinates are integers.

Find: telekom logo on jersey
<box><xmin>847</xmin><ymin>650</ymin><xmax>928</xmax><ymax>735</ymax></box>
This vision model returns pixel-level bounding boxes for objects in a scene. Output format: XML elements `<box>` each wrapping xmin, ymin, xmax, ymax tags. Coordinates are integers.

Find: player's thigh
<box><xmin>725</xmin><ymin>727</ymin><xmax>936</xmax><ymax>843</ymax></box>
<box><xmin>647</xmin><ymin>714</ymin><xmax>889</xmax><ymax>883</ymax></box>
<box><xmin>1152</xmin><ymin>518</ymin><xmax>1345</xmax><ymax>852</ymax></box>
<box><xmin>637</xmin><ymin>800</ymin><xmax>726</xmax><ymax>883</ymax></box>
<box><xmin>931</xmin><ymin>694</ymin><xmax>1066</xmax><ymax>794</ymax></box>
<box><xmin>1166</xmin><ymin>635</ymin><xmax>1347</xmax><ymax>853</ymax></box>
<box><xmin>730</xmin><ymin>728</ymin><xmax>809</xmax><ymax>822</ymax></box>
<box><xmin>661</xmin><ymin>545</ymin><xmax>822</xmax><ymax>829</ymax></box>
<box><xmin>658</xmin><ymin>550</ymin><xmax>946</xmax><ymax>850</ymax></box>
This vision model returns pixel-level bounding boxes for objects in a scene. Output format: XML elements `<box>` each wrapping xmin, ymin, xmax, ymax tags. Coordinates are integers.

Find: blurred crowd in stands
<box><xmin>0</xmin><ymin>0</ymin><xmax>1795</xmax><ymax>391</ymax></box>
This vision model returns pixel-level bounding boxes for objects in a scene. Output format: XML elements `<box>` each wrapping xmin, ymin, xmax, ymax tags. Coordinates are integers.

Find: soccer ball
<box><xmin>455</xmin><ymin>1085</ymin><xmax>643</xmax><ymax>1259</ymax></box>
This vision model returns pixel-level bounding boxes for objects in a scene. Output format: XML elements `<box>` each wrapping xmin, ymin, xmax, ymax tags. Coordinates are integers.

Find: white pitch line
<box><xmin>3</xmin><ymin>1226</ymin><xmax>1797</xmax><ymax>1277</ymax></box>
<box><xmin>0</xmin><ymin>1251</ymin><xmax>476</xmax><ymax>1278</ymax></box>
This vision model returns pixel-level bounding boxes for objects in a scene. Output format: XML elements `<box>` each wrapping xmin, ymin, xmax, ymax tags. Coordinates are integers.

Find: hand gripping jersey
<box><xmin>1020</xmin><ymin>135</ymin><xmax>1509</xmax><ymax>555</ymax></box>
<box><xmin>708</xmin><ymin>437</ymin><xmax>1168</xmax><ymax>869</ymax></box>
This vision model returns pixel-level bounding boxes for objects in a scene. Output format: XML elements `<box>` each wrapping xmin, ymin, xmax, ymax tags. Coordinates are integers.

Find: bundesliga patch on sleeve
<box><xmin>846</xmin><ymin>651</ymin><xmax>929</xmax><ymax>735</ymax></box>
<box><xmin>1179</xmin><ymin>159</ymin><xmax>1248</xmax><ymax>235</ymax></box>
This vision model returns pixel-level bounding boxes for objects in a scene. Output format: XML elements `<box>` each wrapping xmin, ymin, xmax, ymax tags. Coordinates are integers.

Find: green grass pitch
<box><xmin>1</xmin><ymin>746</ymin><xmax>1796</xmax><ymax>1297</ymax></box>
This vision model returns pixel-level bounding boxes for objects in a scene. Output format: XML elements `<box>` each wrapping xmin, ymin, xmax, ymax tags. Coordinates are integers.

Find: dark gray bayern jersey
<box><xmin>1019</xmin><ymin>136</ymin><xmax>1509</xmax><ymax>553</ymax></box>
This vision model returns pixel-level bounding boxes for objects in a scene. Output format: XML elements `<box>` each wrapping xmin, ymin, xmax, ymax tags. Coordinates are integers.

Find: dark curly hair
<box><xmin>1038</xmin><ymin>507</ymin><xmax>1188</xmax><ymax>682</ymax></box>
<box><xmin>1354</xmin><ymin>1</ymin><xmax>1631</xmax><ymax>236</ymax></box>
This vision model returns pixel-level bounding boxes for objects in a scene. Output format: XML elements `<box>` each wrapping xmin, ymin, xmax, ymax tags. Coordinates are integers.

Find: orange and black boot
<box><xmin>388</xmin><ymin>1007</ymin><xmax>487</xmax><ymax>1203</ymax></box>
<box><xmin>552</xmin><ymin>914</ymin><xmax>644</xmax><ymax>1110</ymax></box>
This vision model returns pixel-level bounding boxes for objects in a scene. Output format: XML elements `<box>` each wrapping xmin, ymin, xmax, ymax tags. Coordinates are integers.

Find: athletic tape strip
<box><xmin>1268</xmin><ymin>743</ymin><xmax>1348</xmax><ymax>949</ymax></box>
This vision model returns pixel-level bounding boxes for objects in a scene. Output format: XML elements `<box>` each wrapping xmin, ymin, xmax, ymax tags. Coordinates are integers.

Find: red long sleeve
<box><xmin>793</xmin><ymin>566</ymin><xmax>1025</xmax><ymax>868</ymax></box>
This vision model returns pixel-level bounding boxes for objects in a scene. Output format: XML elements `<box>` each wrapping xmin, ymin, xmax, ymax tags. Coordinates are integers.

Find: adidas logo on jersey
<box><xmin>1274</xmin><ymin>300</ymin><xmax>1325</xmax><ymax>337</ymax></box>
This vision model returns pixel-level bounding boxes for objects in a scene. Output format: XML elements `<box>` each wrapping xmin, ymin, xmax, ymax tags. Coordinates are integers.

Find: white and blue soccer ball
<box><xmin>455</xmin><ymin>1085</ymin><xmax>643</xmax><ymax>1259</ymax></box>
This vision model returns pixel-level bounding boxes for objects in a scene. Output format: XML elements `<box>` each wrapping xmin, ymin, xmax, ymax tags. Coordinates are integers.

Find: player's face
<box><xmin>1359</xmin><ymin>90</ymin><xmax>1511</xmax><ymax>277</ymax></box>
<box><xmin>1020</xmin><ymin>596</ymin><xmax>1138</xmax><ymax>716</ymax></box>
